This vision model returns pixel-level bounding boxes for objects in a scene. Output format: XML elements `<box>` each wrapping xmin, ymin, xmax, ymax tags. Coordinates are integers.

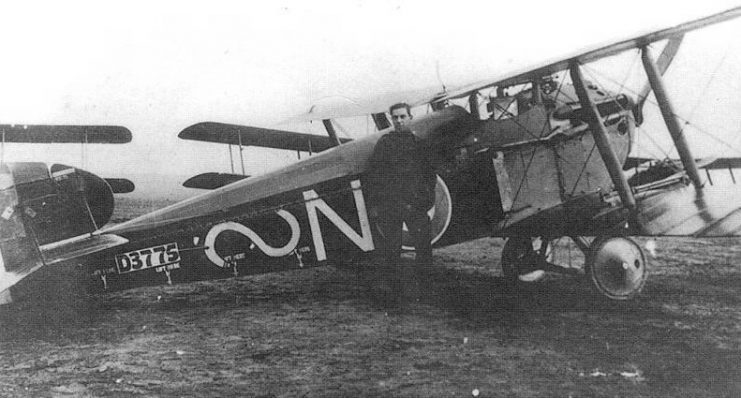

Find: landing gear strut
<box><xmin>500</xmin><ymin>235</ymin><xmax>648</xmax><ymax>300</ymax></box>
<box><xmin>501</xmin><ymin>237</ymin><xmax>548</xmax><ymax>283</ymax></box>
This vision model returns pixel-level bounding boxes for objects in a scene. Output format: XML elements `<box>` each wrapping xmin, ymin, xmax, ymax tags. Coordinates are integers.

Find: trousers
<box><xmin>376</xmin><ymin>203</ymin><xmax>433</xmax><ymax>267</ymax></box>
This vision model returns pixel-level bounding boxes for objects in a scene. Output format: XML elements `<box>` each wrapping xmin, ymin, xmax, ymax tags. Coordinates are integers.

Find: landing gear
<box><xmin>501</xmin><ymin>237</ymin><xmax>548</xmax><ymax>283</ymax></box>
<box><xmin>587</xmin><ymin>236</ymin><xmax>647</xmax><ymax>300</ymax></box>
<box><xmin>500</xmin><ymin>235</ymin><xmax>648</xmax><ymax>300</ymax></box>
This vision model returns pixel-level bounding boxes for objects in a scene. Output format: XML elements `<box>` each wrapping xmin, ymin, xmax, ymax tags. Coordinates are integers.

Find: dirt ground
<box><xmin>1</xmin><ymin>199</ymin><xmax>740</xmax><ymax>397</ymax></box>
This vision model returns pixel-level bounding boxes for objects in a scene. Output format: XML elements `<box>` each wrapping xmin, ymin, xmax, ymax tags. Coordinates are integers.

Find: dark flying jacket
<box><xmin>365</xmin><ymin>130</ymin><xmax>436</xmax><ymax>211</ymax></box>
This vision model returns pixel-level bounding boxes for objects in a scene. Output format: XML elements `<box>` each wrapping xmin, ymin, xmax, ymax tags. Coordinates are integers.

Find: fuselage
<box><xmin>8</xmin><ymin>84</ymin><xmax>634</xmax><ymax>295</ymax></box>
<box><xmin>82</xmin><ymin>85</ymin><xmax>633</xmax><ymax>293</ymax></box>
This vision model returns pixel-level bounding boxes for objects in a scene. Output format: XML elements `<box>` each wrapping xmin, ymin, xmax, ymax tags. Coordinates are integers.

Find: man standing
<box><xmin>365</xmin><ymin>102</ymin><xmax>436</xmax><ymax>297</ymax></box>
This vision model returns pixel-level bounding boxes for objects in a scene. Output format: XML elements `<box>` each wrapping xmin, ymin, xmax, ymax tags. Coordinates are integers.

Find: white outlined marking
<box><xmin>204</xmin><ymin>210</ymin><xmax>300</xmax><ymax>267</ymax></box>
<box><xmin>303</xmin><ymin>179</ymin><xmax>374</xmax><ymax>261</ymax></box>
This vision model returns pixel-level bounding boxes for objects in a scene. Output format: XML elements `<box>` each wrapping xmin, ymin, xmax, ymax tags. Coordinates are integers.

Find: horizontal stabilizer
<box><xmin>105</xmin><ymin>178</ymin><xmax>135</xmax><ymax>194</ymax></box>
<box><xmin>183</xmin><ymin>172</ymin><xmax>249</xmax><ymax>190</ymax></box>
<box><xmin>0</xmin><ymin>125</ymin><xmax>132</xmax><ymax>143</ymax></box>
<box><xmin>179</xmin><ymin>122</ymin><xmax>351</xmax><ymax>152</ymax></box>
<box><xmin>39</xmin><ymin>233</ymin><xmax>128</xmax><ymax>266</ymax></box>
<box><xmin>1</xmin><ymin>233</ymin><xmax>127</xmax><ymax>296</ymax></box>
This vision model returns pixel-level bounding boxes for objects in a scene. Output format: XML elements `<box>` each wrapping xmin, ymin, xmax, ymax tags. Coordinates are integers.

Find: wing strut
<box><xmin>633</xmin><ymin>35</ymin><xmax>684</xmax><ymax>125</ymax></box>
<box><xmin>322</xmin><ymin>119</ymin><xmax>342</xmax><ymax>147</ymax></box>
<box><xmin>641</xmin><ymin>46</ymin><xmax>703</xmax><ymax>190</ymax></box>
<box><xmin>237</xmin><ymin>129</ymin><xmax>246</xmax><ymax>175</ymax></box>
<box><xmin>570</xmin><ymin>62</ymin><xmax>637</xmax><ymax>213</ymax></box>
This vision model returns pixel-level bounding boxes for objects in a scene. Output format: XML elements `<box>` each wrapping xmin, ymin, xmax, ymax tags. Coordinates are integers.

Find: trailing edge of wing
<box><xmin>183</xmin><ymin>172</ymin><xmax>249</xmax><ymax>190</ymax></box>
<box><xmin>0</xmin><ymin>125</ymin><xmax>132</xmax><ymax>143</ymax></box>
<box><xmin>179</xmin><ymin>122</ymin><xmax>352</xmax><ymax>152</ymax></box>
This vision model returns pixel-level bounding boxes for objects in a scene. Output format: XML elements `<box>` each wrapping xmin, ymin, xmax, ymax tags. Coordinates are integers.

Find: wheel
<box><xmin>501</xmin><ymin>237</ymin><xmax>547</xmax><ymax>283</ymax></box>
<box><xmin>587</xmin><ymin>236</ymin><xmax>648</xmax><ymax>300</ymax></box>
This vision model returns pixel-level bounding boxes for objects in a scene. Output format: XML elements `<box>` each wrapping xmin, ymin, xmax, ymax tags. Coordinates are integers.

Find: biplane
<box><xmin>3</xmin><ymin>6</ymin><xmax>741</xmax><ymax>306</ymax></box>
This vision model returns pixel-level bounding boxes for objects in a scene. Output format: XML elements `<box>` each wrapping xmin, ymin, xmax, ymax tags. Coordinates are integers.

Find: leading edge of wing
<box><xmin>440</xmin><ymin>6</ymin><xmax>741</xmax><ymax>102</ymax></box>
<box><xmin>178</xmin><ymin>122</ymin><xmax>352</xmax><ymax>152</ymax></box>
<box><xmin>0</xmin><ymin>125</ymin><xmax>132</xmax><ymax>144</ymax></box>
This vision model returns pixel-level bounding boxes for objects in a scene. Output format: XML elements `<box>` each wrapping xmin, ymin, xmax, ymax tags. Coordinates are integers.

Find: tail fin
<box><xmin>0</xmin><ymin>162</ymin><xmax>126</xmax><ymax>303</ymax></box>
<box><xmin>0</xmin><ymin>191</ymin><xmax>46</xmax><ymax>303</ymax></box>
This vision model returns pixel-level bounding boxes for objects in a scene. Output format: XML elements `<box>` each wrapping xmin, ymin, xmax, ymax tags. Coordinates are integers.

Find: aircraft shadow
<box><xmin>336</xmin><ymin>258</ymin><xmax>659</xmax><ymax>327</ymax></box>
<box><xmin>0</xmin><ymin>258</ymin><xmax>666</xmax><ymax>341</ymax></box>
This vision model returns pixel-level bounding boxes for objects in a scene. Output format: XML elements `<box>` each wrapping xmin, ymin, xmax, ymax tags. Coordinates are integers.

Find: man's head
<box><xmin>389</xmin><ymin>102</ymin><xmax>412</xmax><ymax>133</ymax></box>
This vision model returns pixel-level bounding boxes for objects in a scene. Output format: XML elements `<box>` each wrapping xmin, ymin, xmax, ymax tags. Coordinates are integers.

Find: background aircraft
<box><xmin>3</xmin><ymin>6</ymin><xmax>741</xmax><ymax>305</ymax></box>
<box><xmin>0</xmin><ymin>124</ymin><xmax>136</xmax><ymax>194</ymax></box>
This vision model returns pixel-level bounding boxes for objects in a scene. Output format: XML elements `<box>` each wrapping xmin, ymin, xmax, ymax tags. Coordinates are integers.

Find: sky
<box><xmin>2</xmin><ymin>0</ymin><xmax>741</xmax><ymax>198</ymax></box>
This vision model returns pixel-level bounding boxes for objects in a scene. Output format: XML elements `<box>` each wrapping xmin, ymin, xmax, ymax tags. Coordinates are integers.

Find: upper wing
<box><xmin>287</xmin><ymin>6</ymin><xmax>741</xmax><ymax>122</ymax></box>
<box><xmin>438</xmin><ymin>6</ymin><xmax>741</xmax><ymax>103</ymax></box>
<box><xmin>179</xmin><ymin>122</ymin><xmax>352</xmax><ymax>152</ymax></box>
<box><xmin>182</xmin><ymin>172</ymin><xmax>249</xmax><ymax>190</ymax></box>
<box><xmin>285</xmin><ymin>85</ymin><xmax>445</xmax><ymax>123</ymax></box>
<box><xmin>0</xmin><ymin>124</ymin><xmax>132</xmax><ymax>143</ymax></box>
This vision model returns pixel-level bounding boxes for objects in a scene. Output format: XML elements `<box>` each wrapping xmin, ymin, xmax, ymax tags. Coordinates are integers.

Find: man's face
<box><xmin>390</xmin><ymin>107</ymin><xmax>412</xmax><ymax>133</ymax></box>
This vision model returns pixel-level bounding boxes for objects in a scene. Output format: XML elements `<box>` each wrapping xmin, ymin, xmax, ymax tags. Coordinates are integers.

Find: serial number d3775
<box><xmin>115</xmin><ymin>243</ymin><xmax>180</xmax><ymax>274</ymax></box>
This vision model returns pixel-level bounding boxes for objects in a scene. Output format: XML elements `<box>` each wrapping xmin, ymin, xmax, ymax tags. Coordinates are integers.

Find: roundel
<box><xmin>402</xmin><ymin>175</ymin><xmax>453</xmax><ymax>250</ymax></box>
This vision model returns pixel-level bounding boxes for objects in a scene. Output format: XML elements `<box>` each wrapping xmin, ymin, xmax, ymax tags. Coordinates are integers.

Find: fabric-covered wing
<box><xmin>624</xmin><ymin>157</ymin><xmax>741</xmax><ymax>170</ymax></box>
<box><xmin>287</xmin><ymin>6</ymin><xmax>741</xmax><ymax>122</ymax></box>
<box><xmin>183</xmin><ymin>172</ymin><xmax>249</xmax><ymax>190</ymax></box>
<box><xmin>638</xmin><ymin>182</ymin><xmax>741</xmax><ymax>236</ymax></box>
<box><xmin>285</xmin><ymin>85</ymin><xmax>445</xmax><ymax>123</ymax></box>
<box><xmin>179</xmin><ymin>122</ymin><xmax>352</xmax><ymax>152</ymax></box>
<box><xmin>699</xmin><ymin>157</ymin><xmax>741</xmax><ymax>170</ymax></box>
<box><xmin>438</xmin><ymin>6</ymin><xmax>741</xmax><ymax>103</ymax></box>
<box><xmin>0</xmin><ymin>125</ymin><xmax>132</xmax><ymax>143</ymax></box>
